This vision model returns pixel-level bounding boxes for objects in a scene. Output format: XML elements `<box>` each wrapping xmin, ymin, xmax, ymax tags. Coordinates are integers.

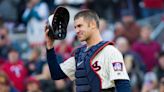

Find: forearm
<box><xmin>22</xmin><ymin>8</ymin><xmax>33</xmax><ymax>22</ymax></box>
<box><xmin>114</xmin><ymin>80</ymin><xmax>131</xmax><ymax>92</ymax></box>
<box><xmin>34</xmin><ymin>64</ymin><xmax>51</xmax><ymax>80</ymax></box>
<box><xmin>31</xmin><ymin>9</ymin><xmax>42</xmax><ymax>20</ymax></box>
<box><xmin>47</xmin><ymin>48</ymin><xmax>67</xmax><ymax>80</ymax></box>
<box><xmin>34</xmin><ymin>74</ymin><xmax>49</xmax><ymax>80</ymax></box>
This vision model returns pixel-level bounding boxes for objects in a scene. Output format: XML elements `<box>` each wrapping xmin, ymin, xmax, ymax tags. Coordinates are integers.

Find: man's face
<box><xmin>0</xmin><ymin>83</ymin><xmax>10</xmax><ymax>92</ymax></box>
<box><xmin>30</xmin><ymin>0</ymin><xmax>40</xmax><ymax>5</ymax></box>
<box><xmin>140</xmin><ymin>27</ymin><xmax>151</xmax><ymax>41</ymax></box>
<box><xmin>27</xmin><ymin>82</ymin><xmax>40</xmax><ymax>92</ymax></box>
<box><xmin>8</xmin><ymin>51</ymin><xmax>19</xmax><ymax>64</ymax></box>
<box><xmin>116</xmin><ymin>40</ymin><xmax>129</xmax><ymax>53</ymax></box>
<box><xmin>160</xmin><ymin>77</ymin><xmax>164</xmax><ymax>92</ymax></box>
<box><xmin>0</xmin><ymin>28</ymin><xmax>8</xmax><ymax>46</ymax></box>
<box><xmin>159</xmin><ymin>56</ymin><xmax>164</xmax><ymax>70</ymax></box>
<box><xmin>0</xmin><ymin>76</ymin><xmax>10</xmax><ymax>92</ymax></box>
<box><xmin>74</xmin><ymin>17</ymin><xmax>92</xmax><ymax>42</ymax></box>
<box><xmin>115</xmin><ymin>37</ymin><xmax>129</xmax><ymax>53</ymax></box>
<box><xmin>122</xmin><ymin>15</ymin><xmax>134</xmax><ymax>26</ymax></box>
<box><xmin>30</xmin><ymin>50</ymin><xmax>40</xmax><ymax>61</ymax></box>
<box><xmin>115</xmin><ymin>22</ymin><xmax>125</xmax><ymax>32</ymax></box>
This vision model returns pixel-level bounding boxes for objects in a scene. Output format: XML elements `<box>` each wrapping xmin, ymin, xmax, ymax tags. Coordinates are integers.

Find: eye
<box><xmin>74</xmin><ymin>24</ymin><xmax>82</xmax><ymax>29</ymax></box>
<box><xmin>77</xmin><ymin>24</ymin><xmax>82</xmax><ymax>28</ymax></box>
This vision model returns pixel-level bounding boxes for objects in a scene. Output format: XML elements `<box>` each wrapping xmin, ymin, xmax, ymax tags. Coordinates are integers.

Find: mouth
<box><xmin>77</xmin><ymin>32</ymin><xmax>82</xmax><ymax>38</ymax></box>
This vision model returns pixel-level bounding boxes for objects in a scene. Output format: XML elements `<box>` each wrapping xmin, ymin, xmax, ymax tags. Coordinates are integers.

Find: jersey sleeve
<box><xmin>105</xmin><ymin>45</ymin><xmax>129</xmax><ymax>81</ymax></box>
<box><xmin>60</xmin><ymin>57</ymin><xmax>76</xmax><ymax>80</ymax></box>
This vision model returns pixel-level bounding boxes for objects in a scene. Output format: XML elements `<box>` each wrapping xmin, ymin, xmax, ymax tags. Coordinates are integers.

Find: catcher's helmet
<box><xmin>48</xmin><ymin>6</ymin><xmax>70</xmax><ymax>40</ymax></box>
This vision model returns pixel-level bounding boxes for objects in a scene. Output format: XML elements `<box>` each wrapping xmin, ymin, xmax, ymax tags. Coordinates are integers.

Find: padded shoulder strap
<box><xmin>90</xmin><ymin>41</ymin><xmax>114</xmax><ymax>62</ymax></box>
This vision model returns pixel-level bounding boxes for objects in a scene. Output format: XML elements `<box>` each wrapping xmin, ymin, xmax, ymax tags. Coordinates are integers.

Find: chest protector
<box><xmin>74</xmin><ymin>41</ymin><xmax>113</xmax><ymax>92</ymax></box>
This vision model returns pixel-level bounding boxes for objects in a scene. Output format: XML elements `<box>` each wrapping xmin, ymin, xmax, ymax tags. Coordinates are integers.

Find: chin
<box><xmin>79</xmin><ymin>39</ymin><xmax>84</xmax><ymax>42</ymax></box>
<box><xmin>79</xmin><ymin>38</ymin><xmax>87</xmax><ymax>42</ymax></box>
<box><xmin>78</xmin><ymin>37</ymin><xmax>83</xmax><ymax>41</ymax></box>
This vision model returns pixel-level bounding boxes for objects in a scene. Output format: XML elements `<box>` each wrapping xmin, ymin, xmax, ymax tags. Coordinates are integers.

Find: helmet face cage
<box><xmin>48</xmin><ymin>7</ymin><xmax>70</xmax><ymax>40</ymax></box>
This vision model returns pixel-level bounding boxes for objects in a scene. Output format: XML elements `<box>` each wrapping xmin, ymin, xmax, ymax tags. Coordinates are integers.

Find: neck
<box><xmin>86</xmin><ymin>30</ymin><xmax>103</xmax><ymax>48</ymax></box>
<box><xmin>11</xmin><ymin>62</ymin><xmax>18</xmax><ymax>65</ymax></box>
<box><xmin>141</xmin><ymin>38</ymin><xmax>151</xmax><ymax>43</ymax></box>
<box><xmin>28</xmin><ymin>90</ymin><xmax>41</xmax><ymax>92</ymax></box>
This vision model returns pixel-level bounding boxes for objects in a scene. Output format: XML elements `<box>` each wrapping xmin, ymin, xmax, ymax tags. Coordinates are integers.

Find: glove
<box><xmin>48</xmin><ymin>6</ymin><xmax>70</xmax><ymax>40</ymax></box>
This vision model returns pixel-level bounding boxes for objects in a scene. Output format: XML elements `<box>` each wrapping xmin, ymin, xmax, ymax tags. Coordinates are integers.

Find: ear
<box><xmin>88</xmin><ymin>20</ymin><xmax>97</xmax><ymax>29</ymax></box>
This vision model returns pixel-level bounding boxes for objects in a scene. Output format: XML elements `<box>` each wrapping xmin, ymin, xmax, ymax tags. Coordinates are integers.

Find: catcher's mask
<box><xmin>48</xmin><ymin>6</ymin><xmax>70</xmax><ymax>40</ymax></box>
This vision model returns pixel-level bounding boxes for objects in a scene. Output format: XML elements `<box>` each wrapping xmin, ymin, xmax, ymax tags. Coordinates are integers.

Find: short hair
<box><xmin>0</xmin><ymin>26</ymin><xmax>8</xmax><ymax>33</ymax></box>
<box><xmin>8</xmin><ymin>47</ymin><xmax>18</xmax><ymax>53</ymax></box>
<box><xmin>74</xmin><ymin>9</ymin><xmax>100</xmax><ymax>28</ymax></box>
<box><xmin>141</xmin><ymin>24</ymin><xmax>153</xmax><ymax>31</ymax></box>
<box><xmin>159</xmin><ymin>51</ymin><xmax>164</xmax><ymax>58</ymax></box>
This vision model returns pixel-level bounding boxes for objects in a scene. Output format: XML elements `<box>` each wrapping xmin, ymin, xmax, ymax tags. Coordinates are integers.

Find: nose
<box><xmin>75</xmin><ymin>28</ymin><xmax>80</xmax><ymax>33</ymax></box>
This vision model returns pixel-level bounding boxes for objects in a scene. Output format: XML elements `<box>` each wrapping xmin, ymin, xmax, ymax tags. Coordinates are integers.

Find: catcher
<box><xmin>45</xmin><ymin>7</ymin><xmax>131</xmax><ymax>92</ymax></box>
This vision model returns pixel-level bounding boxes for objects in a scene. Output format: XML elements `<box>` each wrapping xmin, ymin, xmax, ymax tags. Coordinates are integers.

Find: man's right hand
<box><xmin>45</xmin><ymin>24</ymin><xmax>55</xmax><ymax>49</ymax></box>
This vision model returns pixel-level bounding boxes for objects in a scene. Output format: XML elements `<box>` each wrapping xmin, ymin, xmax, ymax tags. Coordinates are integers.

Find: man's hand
<box><xmin>27</xmin><ymin>1</ymin><xmax>35</xmax><ymax>9</ymax></box>
<box><xmin>45</xmin><ymin>24</ymin><xmax>55</xmax><ymax>49</ymax></box>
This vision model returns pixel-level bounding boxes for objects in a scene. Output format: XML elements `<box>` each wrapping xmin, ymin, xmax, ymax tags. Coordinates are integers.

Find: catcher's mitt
<box><xmin>48</xmin><ymin>6</ymin><xmax>70</xmax><ymax>40</ymax></box>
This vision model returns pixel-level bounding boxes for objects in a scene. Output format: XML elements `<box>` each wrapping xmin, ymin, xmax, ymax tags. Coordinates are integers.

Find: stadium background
<box><xmin>0</xmin><ymin>0</ymin><xmax>164</xmax><ymax>92</ymax></box>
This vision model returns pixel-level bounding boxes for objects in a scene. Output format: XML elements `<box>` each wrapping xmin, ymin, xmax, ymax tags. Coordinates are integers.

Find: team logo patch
<box><xmin>92</xmin><ymin>61</ymin><xmax>101</xmax><ymax>71</ymax></box>
<box><xmin>112</xmin><ymin>62</ymin><xmax>123</xmax><ymax>71</ymax></box>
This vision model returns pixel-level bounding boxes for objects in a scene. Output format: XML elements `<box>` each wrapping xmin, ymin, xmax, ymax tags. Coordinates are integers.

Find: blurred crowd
<box><xmin>0</xmin><ymin>0</ymin><xmax>164</xmax><ymax>92</ymax></box>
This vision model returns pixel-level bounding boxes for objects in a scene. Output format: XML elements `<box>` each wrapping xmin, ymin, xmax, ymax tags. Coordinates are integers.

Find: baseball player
<box><xmin>45</xmin><ymin>9</ymin><xmax>131</xmax><ymax>92</ymax></box>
